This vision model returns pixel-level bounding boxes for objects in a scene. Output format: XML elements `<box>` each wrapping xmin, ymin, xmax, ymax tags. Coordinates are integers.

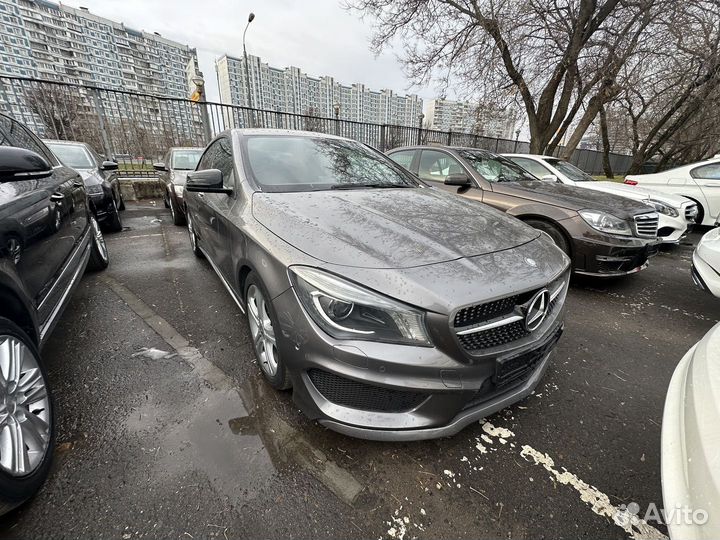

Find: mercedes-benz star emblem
<box><xmin>524</xmin><ymin>289</ymin><xmax>550</xmax><ymax>331</ymax></box>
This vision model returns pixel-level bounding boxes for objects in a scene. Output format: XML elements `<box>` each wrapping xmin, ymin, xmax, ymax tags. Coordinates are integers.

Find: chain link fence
<box><xmin>0</xmin><ymin>75</ymin><xmax>632</xmax><ymax>177</ymax></box>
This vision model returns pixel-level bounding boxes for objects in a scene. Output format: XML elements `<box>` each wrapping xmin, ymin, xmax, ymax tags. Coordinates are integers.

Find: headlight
<box><xmin>173</xmin><ymin>184</ymin><xmax>184</xmax><ymax>196</ymax></box>
<box><xmin>289</xmin><ymin>266</ymin><xmax>431</xmax><ymax>346</ymax></box>
<box><xmin>85</xmin><ymin>183</ymin><xmax>103</xmax><ymax>195</ymax></box>
<box><xmin>579</xmin><ymin>209</ymin><xmax>632</xmax><ymax>236</ymax></box>
<box><xmin>645</xmin><ymin>199</ymin><xmax>678</xmax><ymax>217</ymax></box>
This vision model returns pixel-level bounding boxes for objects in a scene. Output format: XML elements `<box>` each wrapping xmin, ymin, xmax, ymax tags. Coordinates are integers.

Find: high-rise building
<box><xmin>424</xmin><ymin>98</ymin><xmax>518</xmax><ymax>139</ymax></box>
<box><xmin>215</xmin><ymin>54</ymin><xmax>424</xmax><ymax>127</ymax></box>
<box><xmin>0</xmin><ymin>0</ymin><xmax>199</xmax><ymax>96</ymax></box>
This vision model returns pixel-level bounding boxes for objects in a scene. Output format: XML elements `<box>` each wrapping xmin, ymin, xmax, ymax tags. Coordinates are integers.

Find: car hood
<box><xmin>252</xmin><ymin>187</ymin><xmax>540</xmax><ymax>269</ymax></box>
<box><xmin>77</xmin><ymin>168</ymin><xmax>102</xmax><ymax>186</ymax></box>
<box><xmin>662</xmin><ymin>321</ymin><xmax>720</xmax><ymax>540</ymax></box>
<box><xmin>495</xmin><ymin>180</ymin><xmax>652</xmax><ymax>217</ymax></box>
<box><xmin>582</xmin><ymin>182</ymin><xmax>690</xmax><ymax>206</ymax></box>
<box><xmin>170</xmin><ymin>170</ymin><xmax>191</xmax><ymax>185</ymax></box>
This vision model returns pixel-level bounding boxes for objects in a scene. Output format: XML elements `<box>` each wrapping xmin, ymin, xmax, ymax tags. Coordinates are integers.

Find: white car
<box><xmin>692</xmin><ymin>227</ymin><xmax>720</xmax><ymax>297</ymax></box>
<box><xmin>662</xmin><ymin>321</ymin><xmax>720</xmax><ymax>540</ymax></box>
<box><xmin>625</xmin><ymin>156</ymin><xmax>720</xmax><ymax>227</ymax></box>
<box><xmin>505</xmin><ymin>153</ymin><xmax>698</xmax><ymax>244</ymax></box>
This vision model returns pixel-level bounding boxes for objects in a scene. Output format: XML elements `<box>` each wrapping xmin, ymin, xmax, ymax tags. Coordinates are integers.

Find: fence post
<box><xmin>380</xmin><ymin>125</ymin><xmax>387</xmax><ymax>151</ymax></box>
<box><xmin>89</xmin><ymin>87</ymin><xmax>113</xmax><ymax>158</ymax></box>
<box><xmin>447</xmin><ymin>130</ymin><xmax>452</xmax><ymax>146</ymax></box>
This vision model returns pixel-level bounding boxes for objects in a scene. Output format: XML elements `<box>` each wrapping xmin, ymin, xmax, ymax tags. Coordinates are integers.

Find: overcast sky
<box><xmin>63</xmin><ymin>0</ymin><xmax>440</xmax><ymax>103</ymax></box>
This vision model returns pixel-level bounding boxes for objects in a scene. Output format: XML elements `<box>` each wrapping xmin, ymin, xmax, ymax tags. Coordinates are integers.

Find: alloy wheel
<box><xmin>246</xmin><ymin>285</ymin><xmax>278</xmax><ymax>377</ymax></box>
<box><xmin>0</xmin><ymin>336</ymin><xmax>51</xmax><ymax>476</ymax></box>
<box><xmin>91</xmin><ymin>216</ymin><xmax>108</xmax><ymax>263</ymax></box>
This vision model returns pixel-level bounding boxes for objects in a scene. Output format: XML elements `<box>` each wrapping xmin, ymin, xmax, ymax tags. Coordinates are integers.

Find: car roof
<box><xmin>503</xmin><ymin>153</ymin><xmax>557</xmax><ymax>159</ymax></box>
<box><xmin>169</xmin><ymin>146</ymin><xmax>204</xmax><ymax>151</ymax></box>
<box><xmin>42</xmin><ymin>139</ymin><xmax>89</xmax><ymax>147</ymax></box>
<box><xmin>232</xmin><ymin>128</ymin><xmax>346</xmax><ymax>140</ymax></box>
<box><xmin>388</xmin><ymin>145</ymin><xmax>497</xmax><ymax>155</ymax></box>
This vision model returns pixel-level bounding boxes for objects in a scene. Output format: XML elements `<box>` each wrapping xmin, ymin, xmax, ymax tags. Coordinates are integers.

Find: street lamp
<box><xmin>333</xmin><ymin>102</ymin><xmax>340</xmax><ymax>135</ymax></box>
<box><xmin>243</xmin><ymin>12</ymin><xmax>255</xmax><ymax>126</ymax></box>
<box><xmin>191</xmin><ymin>72</ymin><xmax>211</xmax><ymax>143</ymax></box>
<box><xmin>417</xmin><ymin>112</ymin><xmax>425</xmax><ymax>145</ymax></box>
<box><xmin>514</xmin><ymin>128</ymin><xmax>521</xmax><ymax>152</ymax></box>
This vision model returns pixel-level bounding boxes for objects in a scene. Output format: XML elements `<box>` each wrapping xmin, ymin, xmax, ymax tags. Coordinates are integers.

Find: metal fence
<box><xmin>0</xmin><ymin>75</ymin><xmax>632</xmax><ymax>177</ymax></box>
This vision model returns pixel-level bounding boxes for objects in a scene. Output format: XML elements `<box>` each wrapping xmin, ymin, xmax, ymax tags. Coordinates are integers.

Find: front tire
<box><xmin>186</xmin><ymin>211</ymin><xmax>204</xmax><ymax>259</ymax></box>
<box><xmin>105</xmin><ymin>200</ymin><xmax>123</xmax><ymax>233</ymax></box>
<box><xmin>0</xmin><ymin>317</ymin><xmax>55</xmax><ymax>516</ymax></box>
<box><xmin>525</xmin><ymin>219</ymin><xmax>570</xmax><ymax>255</ymax></box>
<box><xmin>169</xmin><ymin>195</ymin><xmax>186</xmax><ymax>226</ymax></box>
<box><xmin>245</xmin><ymin>273</ymin><xmax>291</xmax><ymax>390</ymax></box>
<box><xmin>87</xmin><ymin>215</ymin><xmax>109</xmax><ymax>271</ymax></box>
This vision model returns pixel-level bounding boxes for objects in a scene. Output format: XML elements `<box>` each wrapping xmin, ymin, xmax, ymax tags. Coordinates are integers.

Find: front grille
<box><xmin>453</xmin><ymin>274</ymin><xmax>566</xmax><ymax>355</ymax></box>
<box><xmin>634</xmin><ymin>212</ymin><xmax>659</xmax><ymax>238</ymax></box>
<box><xmin>308</xmin><ymin>369</ymin><xmax>427</xmax><ymax>412</ymax></box>
<box><xmin>456</xmin><ymin>296</ymin><xmax>560</xmax><ymax>351</ymax></box>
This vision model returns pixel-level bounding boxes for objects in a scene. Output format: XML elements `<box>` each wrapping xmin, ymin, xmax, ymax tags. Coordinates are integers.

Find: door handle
<box><xmin>73</xmin><ymin>181</ymin><xmax>84</xmax><ymax>188</ymax></box>
<box><xmin>50</xmin><ymin>193</ymin><xmax>64</xmax><ymax>202</ymax></box>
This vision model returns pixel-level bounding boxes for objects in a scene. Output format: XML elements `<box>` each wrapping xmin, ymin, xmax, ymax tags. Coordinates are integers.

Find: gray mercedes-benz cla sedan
<box><xmin>184</xmin><ymin>129</ymin><xmax>570</xmax><ymax>440</ymax></box>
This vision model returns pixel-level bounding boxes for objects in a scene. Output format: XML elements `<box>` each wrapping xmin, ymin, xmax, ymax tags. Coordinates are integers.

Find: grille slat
<box><xmin>308</xmin><ymin>369</ymin><xmax>427</xmax><ymax>412</ymax></box>
<box><xmin>634</xmin><ymin>213</ymin><xmax>659</xmax><ymax>238</ymax></box>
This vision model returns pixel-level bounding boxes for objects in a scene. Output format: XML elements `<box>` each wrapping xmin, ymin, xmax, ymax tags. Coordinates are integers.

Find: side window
<box><xmin>0</xmin><ymin>115</ymin><xmax>58</xmax><ymax>165</ymax></box>
<box><xmin>196</xmin><ymin>140</ymin><xmax>222</xmax><ymax>171</ymax></box>
<box><xmin>418</xmin><ymin>150</ymin><xmax>465</xmax><ymax>183</ymax></box>
<box><xmin>196</xmin><ymin>138</ymin><xmax>235</xmax><ymax>188</ymax></box>
<box><xmin>388</xmin><ymin>150</ymin><xmax>415</xmax><ymax>171</ymax></box>
<box><xmin>215</xmin><ymin>138</ymin><xmax>236</xmax><ymax>188</ymax></box>
<box><xmin>690</xmin><ymin>164</ymin><xmax>720</xmax><ymax>180</ymax></box>
<box><xmin>511</xmin><ymin>157</ymin><xmax>551</xmax><ymax>179</ymax></box>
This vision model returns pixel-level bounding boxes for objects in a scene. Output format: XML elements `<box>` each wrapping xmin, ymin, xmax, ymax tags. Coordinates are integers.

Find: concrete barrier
<box><xmin>119</xmin><ymin>178</ymin><xmax>165</xmax><ymax>201</ymax></box>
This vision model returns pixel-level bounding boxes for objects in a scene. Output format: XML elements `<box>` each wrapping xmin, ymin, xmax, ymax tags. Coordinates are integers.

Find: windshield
<box><xmin>458</xmin><ymin>150</ymin><xmax>537</xmax><ymax>182</ymax></box>
<box><xmin>47</xmin><ymin>143</ymin><xmax>94</xmax><ymax>169</ymax></box>
<box><xmin>243</xmin><ymin>136</ymin><xmax>418</xmax><ymax>192</ymax></box>
<box><xmin>171</xmin><ymin>149</ymin><xmax>203</xmax><ymax>170</ymax></box>
<box><xmin>546</xmin><ymin>158</ymin><xmax>594</xmax><ymax>182</ymax></box>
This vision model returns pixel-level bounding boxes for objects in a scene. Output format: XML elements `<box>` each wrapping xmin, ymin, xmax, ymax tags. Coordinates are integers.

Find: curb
<box><xmin>119</xmin><ymin>177</ymin><xmax>165</xmax><ymax>201</ymax></box>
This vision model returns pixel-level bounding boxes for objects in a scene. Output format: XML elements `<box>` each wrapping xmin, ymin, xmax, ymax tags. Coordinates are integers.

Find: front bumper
<box><xmin>657</xmin><ymin>211</ymin><xmax>691</xmax><ymax>244</ymax></box>
<box><xmin>89</xmin><ymin>192</ymin><xmax>115</xmax><ymax>223</ymax></box>
<box><xmin>567</xmin><ymin>217</ymin><xmax>660</xmax><ymax>276</ymax></box>
<box><xmin>272</xmin><ymin>285</ymin><xmax>565</xmax><ymax>441</ymax></box>
<box><xmin>692</xmin><ymin>251</ymin><xmax>720</xmax><ymax>297</ymax></box>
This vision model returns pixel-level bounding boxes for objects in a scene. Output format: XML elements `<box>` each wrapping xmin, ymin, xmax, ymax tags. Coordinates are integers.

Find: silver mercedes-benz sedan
<box><xmin>183</xmin><ymin>129</ymin><xmax>570</xmax><ymax>440</ymax></box>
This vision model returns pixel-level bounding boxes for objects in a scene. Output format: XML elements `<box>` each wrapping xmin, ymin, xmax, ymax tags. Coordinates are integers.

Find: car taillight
<box><xmin>624</xmin><ymin>179</ymin><xmax>638</xmax><ymax>185</ymax></box>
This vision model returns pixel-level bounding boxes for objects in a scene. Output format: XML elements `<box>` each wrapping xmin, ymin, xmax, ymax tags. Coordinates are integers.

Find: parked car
<box><xmin>184</xmin><ymin>129</ymin><xmax>570</xmax><ymax>441</ymax></box>
<box><xmin>154</xmin><ymin>147</ymin><xmax>204</xmax><ymax>226</ymax></box>
<box><xmin>662</xmin><ymin>320</ymin><xmax>720</xmax><ymax>540</ymax></box>
<box><xmin>625</xmin><ymin>156</ymin><xmax>720</xmax><ymax>226</ymax></box>
<box><xmin>387</xmin><ymin>146</ymin><xmax>661</xmax><ymax>277</ymax></box>
<box><xmin>504</xmin><ymin>153</ymin><xmax>698</xmax><ymax>244</ymax></box>
<box><xmin>0</xmin><ymin>113</ymin><xmax>109</xmax><ymax>515</ymax></box>
<box><xmin>44</xmin><ymin>140</ymin><xmax>124</xmax><ymax>232</ymax></box>
<box><xmin>692</xmin><ymin>227</ymin><xmax>720</xmax><ymax>297</ymax></box>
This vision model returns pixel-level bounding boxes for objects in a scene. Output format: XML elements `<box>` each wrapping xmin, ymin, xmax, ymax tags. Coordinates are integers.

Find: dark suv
<box><xmin>0</xmin><ymin>114</ymin><xmax>109</xmax><ymax>514</ymax></box>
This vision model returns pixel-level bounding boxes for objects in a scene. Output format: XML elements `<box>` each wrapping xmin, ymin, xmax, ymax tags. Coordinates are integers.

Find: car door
<box><xmin>0</xmin><ymin>115</ymin><xmax>87</xmax><ymax>309</ymax></box>
<box><xmin>416</xmin><ymin>149</ymin><xmax>486</xmax><ymax>203</ymax></box>
<box><xmin>690</xmin><ymin>163</ymin><xmax>720</xmax><ymax>221</ymax></box>
<box><xmin>201</xmin><ymin>137</ymin><xmax>238</xmax><ymax>279</ymax></box>
<box><xmin>190</xmin><ymin>139</ymin><xmax>225</xmax><ymax>260</ymax></box>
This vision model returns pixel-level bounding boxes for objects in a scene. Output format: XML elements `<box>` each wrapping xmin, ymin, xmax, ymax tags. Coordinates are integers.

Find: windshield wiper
<box><xmin>330</xmin><ymin>183</ymin><xmax>412</xmax><ymax>190</ymax></box>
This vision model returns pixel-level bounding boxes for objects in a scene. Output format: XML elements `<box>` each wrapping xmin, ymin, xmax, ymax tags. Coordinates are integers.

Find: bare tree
<box><xmin>346</xmin><ymin>0</ymin><xmax>667</xmax><ymax>154</ymax></box>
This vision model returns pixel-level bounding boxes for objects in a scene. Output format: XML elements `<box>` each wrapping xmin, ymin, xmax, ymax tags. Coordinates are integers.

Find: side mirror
<box><xmin>444</xmin><ymin>173</ymin><xmax>471</xmax><ymax>187</ymax></box>
<box><xmin>0</xmin><ymin>147</ymin><xmax>53</xmax><ymax>182</ymax></box>
<box><xmin>540</xmin><ymin>174</ymin><xmax>559</xmax><ymax>183</ymax></box>
<box><xmin>101</xmin><ymin>160</ymin><xmax>118</xmax><ymax>171</ymax></box>
<box><xmin>153</xmin><ymin>162</ymin><xmax>167</xmax><ymax>171</ymax></box>
<box><xmin>186</xmin><ymin>169</ymin><xmax>232</xmax><ymax>195</ymax></box>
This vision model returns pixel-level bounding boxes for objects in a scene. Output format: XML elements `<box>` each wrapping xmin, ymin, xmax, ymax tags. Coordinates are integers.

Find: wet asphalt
<box><xmin>1</xmin><ymin>200</ymin><xmax>718</xmax><ymax>540</ymax></box>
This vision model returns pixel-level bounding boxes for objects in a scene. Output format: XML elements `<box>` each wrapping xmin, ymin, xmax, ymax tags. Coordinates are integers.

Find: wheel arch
<box><xmin>0</xmin><ymin>282</ymin><xmax>38</xmax><ymax>345</ymax></box>
<box><xmin>515</xmin><ymin>213</ymin><xmax>574</xmax><ymax>257</ymax></box>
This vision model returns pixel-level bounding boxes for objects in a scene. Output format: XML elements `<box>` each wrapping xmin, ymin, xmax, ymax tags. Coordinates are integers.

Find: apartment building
<box><xmin>215</xmin><ymin>53</ymin><xmax>424</xmax><ymax>127</ymax></box>
<box><xmin>0</xmin><ymin>0</ymin><xmax>198</xmax><ymax>96</ymax></box>
<box><xmin>424</xmin><ymin>98</ymin><xmax>518</xmax><ymax>139</ymax></box>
